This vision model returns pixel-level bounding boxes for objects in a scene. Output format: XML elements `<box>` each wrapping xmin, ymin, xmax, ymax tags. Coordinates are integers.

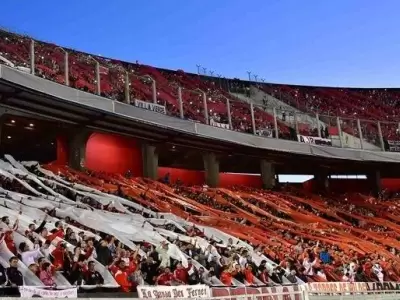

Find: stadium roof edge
<box><xmin>0</xmin><ymin>65</ymin><xmax>399</xmax><ymax>164</ymax></box>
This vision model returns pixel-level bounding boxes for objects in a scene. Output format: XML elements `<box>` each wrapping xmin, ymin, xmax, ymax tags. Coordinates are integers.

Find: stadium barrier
<box><xmin>2</xmin><ymin>283</ymin><xmax>400</xmax><ymax>299</ymax></box>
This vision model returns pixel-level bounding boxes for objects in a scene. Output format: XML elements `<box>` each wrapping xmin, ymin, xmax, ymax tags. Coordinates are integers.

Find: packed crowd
<box><xmin>44</xmin><ymin>164</ymin><xmax>400</xmax><ymax>288</ymax></box>
<box><xmin>0</xmin><ymin>156</ymin><xmax>396</xmax><ymax>296</ymax></box>
<box><xmin>3</xmin><ymin>30</ymin><xmax>400</xmax><ymax>144</ymax></box>
<box><xmin>0</xmin><ymin>30</ymin><xmax>293</xmax><ymax>141</ymax></box>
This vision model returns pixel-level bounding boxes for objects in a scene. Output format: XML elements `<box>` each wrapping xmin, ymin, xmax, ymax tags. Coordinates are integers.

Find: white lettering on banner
<box><xmin>297</xmin><ymin>135</ymin><xmax>332</xmax><ymax>146</ymax></box>
<box><xmin>138</xmin><ymin>285</ymin><xmax>211</xmax><ymax>299</ymax></box>
<box><xmin>18</xmin><ymin>286</ymin><xmax>78</xmax><ymax>298</ymax></box>
<box><xmin>306</xmin><ymin>282</ymin><xmax>368</xmax><ymax>293</ymax></box>
<box><xmin>134</xmin><ymin>99</ymin><xmax>166</xmax><ymax>115</ymax></box>
<box><xmin>210</xmin><ymin>119</ymin><xmax>230</xmax><ymax>130</ymax></box>
<box><xmin>211</xmin><ymin>285</ymin><xmax>301</xmax><ymax>300</ymax></box>
<box><xmin>387</xmin><ymin>140</ymin><xmax>400</xmax><ymax>152</ymax></box>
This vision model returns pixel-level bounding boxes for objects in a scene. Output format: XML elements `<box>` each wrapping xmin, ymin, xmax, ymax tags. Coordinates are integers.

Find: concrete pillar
<box><xmin>203</xmin><ymin>152</ymin><xmax>219</xmax><ymax>187</ymax></box>
<box><xmin>260</xmin><ymin>159</ymin><xmax>275</xmax><ymax>189</ymax></box>
<box><xmin>368</xmin><ymin>170</ymin><xmax>381</xmax><ymax>196</ymax></box>
<box><xmin>314</xmin><ymin>171</ymin><xmax>329</xmax><ymax>193</ymax></box>
<box><xmin>67</xmin><ymin>129</ymin><xmax>91</xmax><ymax>171</ymax></box>
<box><xmin>142</xmin><ymin>144</ymin><xmax>158</xmax><ymax>179</ymax></box>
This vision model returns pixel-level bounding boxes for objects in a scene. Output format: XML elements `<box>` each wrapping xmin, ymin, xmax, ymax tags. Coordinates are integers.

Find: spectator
<box><xmin>319</xmin><ymin>248</ymin><xmax>331</xmax><ymax>264</ymax></box>
<box><xmin>84</xmin><ymin>261</ymin><xmax>104</xmax><ymax>285</ymax></box>
<box><xmin>156</xmin><ymin>241</ymin><xmax>170</xmax><ymax>268</ymax></box>
<box><xmin>232</xmin><ymin>264</ymin><xmax>245</xmax><ymax>283</ymax></box>
<box><xmin>19</xmin><ymin>242</ymin><xmax>43</xmax><ymax>266</ymax></box>
<box><xmin>156</xmin><ymin>267</ymin><xmax>175</xmax><ymax>286</ymax></box>
<box><xmin>207</xmin><ymin>256</ymin><xmax>221</xmax><ymax>278</ymax></box>
<box><xmin>303</xmin><ymin>254</ymin><xmax>317</xmax><ymax>276</ymax></box>
<box><xmin>199</xmin><ymin>268</ymin><xmax>217</xmax><ymax>286</ymax></box>
<box><xmin>220</xmin><ymin>265</ymin><xmax>233</xmax><ymax>286</ymax></box>
<box><xmin>39</xmin><ymin>262</ymin><xmax>55</xmax><ymax>286</ymax></box>
<box><xmin>69</xmin><ymin>254</ymin><xmax>87</xmax><ymax>285</ymax></box>
<box><xmin>96</xmin><ymin>239</ymin><xmax>112</xmax><ymax>266</ymax></box>
<box><xmin>141</xmin><ymin>256</ymin><xmax>158</xmax><ymax>285</ymax></box>
<box><xmin>27</xmin><ymin>215</ymin><xmax>48</xmax><ymax>235</ymax></box>
<box><xmin>243</xmin><ymin>264</ymin><xmax>255</xmax><ymax>285</ymax></box>
<box><xmin>4</xmin><ymin>231</ymin><xmax>17</xmax><ymax>255</ymax></box>
<box><xmin>372</xmin><ymin>262</ymin><xmax>384</xmax><ymax>283</ymax></box>
<box><xmin>51</xmin><ymin>241</ymin><xmax>68</xmax><ymax>270</ymax></box>
<box><xmin>111</xmin><ymin>259</ymin><xmax>134</xmax><ymax>292</ymax></box>
<box><xmin>6</xmin><ymin>257</ymin><xmax>23</xmax><ymax>287</ymax></box>
<box><xmin>28</xmin><ymin>263</ymin><xmax>39</xmax><ymax>277</ymax></box>
<box><xmin>173</xmin><ymin>262</ymin><xmax>188</xmax><ymax>284</ymax></box>
<box><xmin>286</xmin><ymin>270</ymin><xmax>298</xmax><ymax>284</ymax></box>
<box><xmin>0</xmin><ymin>263</ymin><xmax>7</xmax><ymax>286</ymax></box>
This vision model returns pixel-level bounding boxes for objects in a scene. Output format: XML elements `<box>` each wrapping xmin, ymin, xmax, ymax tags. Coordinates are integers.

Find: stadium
<box><xmin>0</xmin><ymin>4</ymin><xmax>400</xmax><ymax>299</ymax></box>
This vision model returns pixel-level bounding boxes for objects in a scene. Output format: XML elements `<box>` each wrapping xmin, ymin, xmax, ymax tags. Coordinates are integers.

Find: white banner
<box><xmin>138</xmin><ymin>285</ymin><xmax>211</xmax><ymax>299</ymax></box>
<box><xmin>210</xmin><ymin>119</ymin><xmax>230</xmax><ymax>130</ymax></box>
<box><xmin>18</xmin><ymin>286</ymin><xmax>78</xmax><ymax>298</ymax></box>
<box><xmin>306</xmin><ymin>282</ymin><xmax>368</xmax><ymax>293</ymax></box>
<box><xmin>134</xmin><ymin>99</ymin><xmax>166</xmax><ymax>115</ymax></box>
<box><xmin>388</xmin><ymin>140</ymin><xmax>400</xmax><ymax>152</ymax></box>
<box><xmin>297</xmin><ymin>135</ymin><xmax>332</xmax><ymax>146</ymax></box>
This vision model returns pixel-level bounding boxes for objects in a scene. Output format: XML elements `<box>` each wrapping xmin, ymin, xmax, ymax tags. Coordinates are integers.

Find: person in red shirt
<box><xmin>51</xmin><ymin>241</ymin><xmax>67</xmax><ymax>270</ymax></box>
<box><xmin>173</xmin><ymin>262</ymin><xmax>189</xmax><ymax>284</ymax></box>
<box><xmin>84</xmin><ymin>238</ymin><xmax>96</xmax><ymax>259</ymax></box>
<box><xmin>156</xmin><ymin>267</ymin><xmax>175</xmax><ymax>286</ymax></box>
<box><xmin>46</xmin><ymin>221</ymin><xmax>65</xmax><ymax>242</ymax></box>
<box><xmin>4</xmin><ymin>231</ymin><xmax>17</xmax><ymax>255</ymax></box>
<box><xmin>111</xmin><ymin>259</ymin><xmax>135</xmax><ymax>292</ymax></box>
<box><xmin>243</xmin><ymin>264</ymin><xmax>255</xmax><ymax>285</ymax></box>
<box><xmin>259</xmin><ymin>268</ymin><xmax>270</xmax><ymax>284</ymax></box>
<box><xmin>220</xmin><ymin>266</ymin><xmax>233</xmax><ymax>286</ymax></box>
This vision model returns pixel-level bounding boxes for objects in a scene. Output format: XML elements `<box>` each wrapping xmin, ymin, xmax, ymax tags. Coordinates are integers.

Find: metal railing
<box><xmin>1</xmin><ymin>37</ymin><xmax>395</xmax><ymax>153</ymax></box>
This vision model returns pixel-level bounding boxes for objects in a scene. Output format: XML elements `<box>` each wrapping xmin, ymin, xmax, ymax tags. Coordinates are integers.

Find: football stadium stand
<box><xmin>0</xmin><ymin>29</ymin><xmax>400</xmax><ymax>300</ymax></box>
<box><xmin>1</xmin><ymin>29</ymin><xmax>400</xmax><ymax>153</ymax></box>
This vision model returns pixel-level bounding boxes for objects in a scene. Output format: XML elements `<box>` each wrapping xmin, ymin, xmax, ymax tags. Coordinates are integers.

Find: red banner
<box><xmin>211</xmin><ymin>286</ymin><xmax>302</xmax><ymax>300</ymax></box>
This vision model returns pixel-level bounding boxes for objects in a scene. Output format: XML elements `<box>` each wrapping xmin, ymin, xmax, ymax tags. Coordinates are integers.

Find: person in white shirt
<box><xmin>316</xmin><ymin>268</ymin><xmax>327</xmax><ymax>280</ymax></box>
<box><xmin>156</xmin><ymin>241</ymin><xmax>171</xmax><ymax>268</ymax></box>
<box><xmin>302</xmin><ymin>255</ymin><xmax>317</xmax><ymax>276</ymax></box>
<box><xmin>372</xmin><ymin>263</ymin><xmax>384</xmax><ymax>283</ymax></box>
<box><xmin>19</xmin><ymin>242</ymin><xmax>43</xmax><ymax>267</ymax></box>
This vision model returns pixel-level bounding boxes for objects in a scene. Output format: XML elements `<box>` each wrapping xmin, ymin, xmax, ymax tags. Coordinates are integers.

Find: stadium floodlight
<box><xmin>209</xmin><ymin>70</ymin><xmax>214</xmax><ymax>77</ymax></box>
<box><xmin>196</xmin><ymin>64</ymin><xmax>201</xmax><ymax>75</ymax></box>
<box><xmin>87</xmin><ymin>56</ymin><xmax>101</xmax><ymax>95</ymax></box>
<box><xmin>246</xmin><ymin>71</ymin><xmax>251</xmax><ymax>82</ymax></box>
<box><xmin>261</xmin><ymin>78</ymin><xmax>265</xmax><ymax>83</ymax></box>
<box><xmin>217</xmin><ymin>74</ymin><xmax>222</xmax><ymax>88</ymax></box>
<box><xmin>254</xmin><ymin>74</ymin><xmax>258</xmax><ymax>82</ymax></box>
<box><xmin>56</xmin><ymin>47</ymin><xmax>69</xmax><ymax>86</ymax></box>
<box><xmin>202</xmin><ymin>67</ymin><xmax>207</xmax><ymax>75</ymax></box>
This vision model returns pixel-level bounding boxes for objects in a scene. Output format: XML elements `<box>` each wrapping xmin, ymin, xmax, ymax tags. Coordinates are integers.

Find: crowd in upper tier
<box><xmin>1</xmin><ymin>30</ymin><xmax>400</xmax><ymax>145</ymax></box>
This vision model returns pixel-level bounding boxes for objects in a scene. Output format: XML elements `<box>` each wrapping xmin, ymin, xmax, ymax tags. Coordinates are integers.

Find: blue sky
<box><xmin>1</xmin><ymin>0</ymin><xmax>399</xmax><ymax>87</ymax></box>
